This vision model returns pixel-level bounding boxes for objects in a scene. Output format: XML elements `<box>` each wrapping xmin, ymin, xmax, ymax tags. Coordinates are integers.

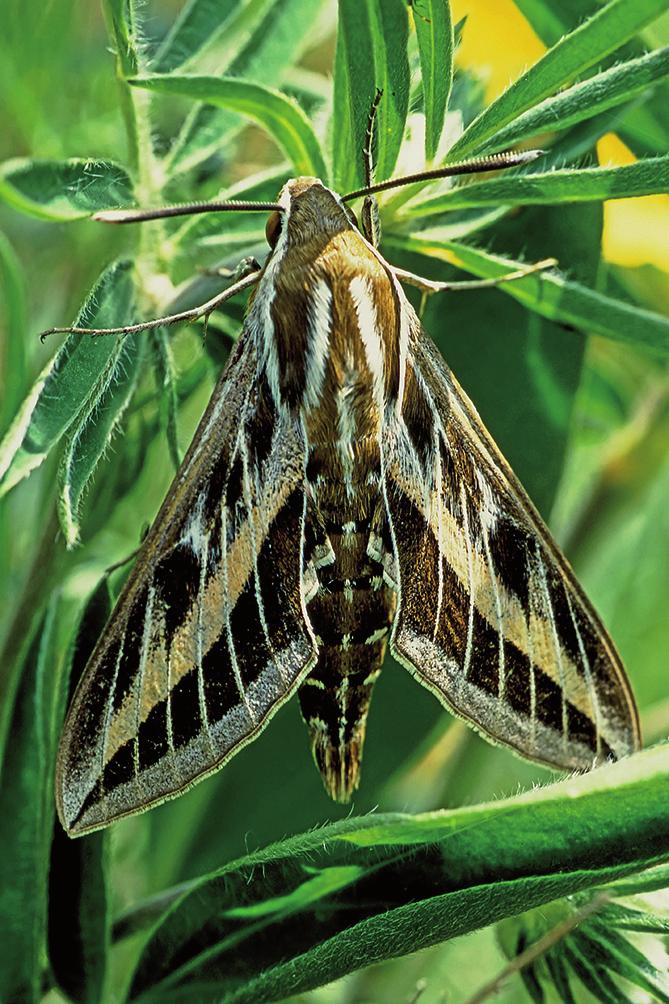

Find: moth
<box><xmin>53</xmin><ymin>143</ymin><xmax>640</xmax><ymax>836</ymax></box>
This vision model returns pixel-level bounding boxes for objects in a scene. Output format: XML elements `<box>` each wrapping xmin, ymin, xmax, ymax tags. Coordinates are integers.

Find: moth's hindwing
<box><xmin>385</xmin><ymin>330</ymin><xmax>640</xmax><ymax>769</ymax></box>
<box><xmin>56</xmin><ymin>333</ymin><xmax>317</xmax><ymax>835</ymax></box>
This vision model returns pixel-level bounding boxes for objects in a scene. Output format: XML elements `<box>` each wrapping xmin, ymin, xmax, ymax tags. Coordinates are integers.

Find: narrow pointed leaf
<box><xmin>125</xmin><ymin>745</ymin><xmax>669</xmax><ymax>1002</ymax></box>
<box><xmin>168</xmin><ymin>0</ymin><xmax>327</xmax><ymax>176</ymax></box>
<box><xmin>545</xmin><ymin>951</ymin><xmax>577</xmax><ymax>1004</ymax></box>
<box><xmin>413</xmin><ymin>0</ymin><xmax>453</xmax><ymax>160</ymax></box>
<box><xmin>48</xmin><ymin>579</ymin><xmax>113</xmax><ymax>1004</ymax></box>
<box><xmin>603</xmin><ymin>903</ymin><xmax>669</xmax><ymax>934</ymax></box>
<box><xmin>102</xmin><ymin>0</ymin><xmax>140</xmax><ymax>76</ymax></box>
<box><xmin>521</xmin><ymin>965</ymin><xmax>546</xmax><ymax>1004</ymax></box>
<box><xmin>477</xmin><ymin>47</ymin><xmax>669</xmax><ymax>154</ymax></box>
<box><xmin>332</xmin><ymin>0</ymin><xmax>373</xmax><ymax>191</ymax></box>
<box><xmin>0</xmin><ymin>260</ymin><xmax>134</xmax><ymax>498</ymax></box>
<box><xmin>0</xmin><ymin>600</ymin><xmax>62</xmax><ymax>1004</ymax></box>
<box><xmin>387</xmin><ymin>235</ymin><xmax>669</xmax><ymax>355</ymax></box>
<box><xmin>563</xmin><ymin>941</ymin><xmax>632</xmax><ymax>1004</ymax></box>
<box><xmin>608</xmin><ymin>862</ymin><xmax>669</xmax><ymax>896</ymax></box>
<box><xmin>130</xmin><ymin>75</ymin><xmax>327</xmax><ymax>179</ymax></box>
<box><xmin>0</xmin><ymin>231</ymin><xmax>28</xmax><ymax>430</ymax></box>
<box><xmin>447</xmin><ymin>0</ymin><xmax>669</xmax><ymax>160</ymax></box>
<box><xmin>579</xmin><ymin>923</ymin><xmax>669</xmax><ymax>1001</ymax></box>
<box><xmin>407</xmin><ymin>158</ymin><xmax>669</xmax><ymax>215</ymax></box>
<box><xmin>151</xmin><ymin>329</ymin><xmax>180</xmax><ymax>471</ymax></box>
<box><xmin>58</xmin><ymin>333</ymin><xmax>142</xmax><ymax>548</ymax></box>
<box><xmin>172</xmin><ymin>165</ymin><xmax>289</xmax><ymax>254</ymax></box>
<box><xmin>368</xmin><ymin>0</ymin><xmax>410</xmax><ymax>182</ymax></box>
<box><xmin>0</xmin><ymin>158</ymin><xmax>133</xmax><ymax>221</ymax></box>
<box><xmin>513</xmin><ymin>0</ymin><xmax>575</xmax><ymax>43</ymax></box>
<box><xmin>151</xmin><ymin>0</ymin><xmax>244</xmax><ymax>73</ymax></box>
<box><xmin>333</xmin><ymin>0</ymin><xmax>410</xmax><ymax>190</ymax></box>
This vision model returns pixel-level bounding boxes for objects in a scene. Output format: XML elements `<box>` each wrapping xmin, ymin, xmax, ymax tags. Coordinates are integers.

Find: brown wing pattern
<box><xmin>385</xmin><ymin>329</ymin><xmax>640</xmax><ymax>770</ymax></box>
<box><xmin>57</xmin><ymin>334</ymin><xmax>317</xmax><ymax>835</ymax></box>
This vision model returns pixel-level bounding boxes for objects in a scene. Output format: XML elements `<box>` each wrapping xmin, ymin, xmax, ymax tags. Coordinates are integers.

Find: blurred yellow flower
<box><xmin>451</xmin><ymin>0</ymin><xmax>669</xmax><ymax>274</ymax></box>
<box><xmin>450</xmin><ymin>0</ymin><xmax>545</xmax><ymax>101</ymax></box>
<box><xmin>597</xmin><ymin>133</ymin><xmax>669</xmax><ymax>272</ymax></box>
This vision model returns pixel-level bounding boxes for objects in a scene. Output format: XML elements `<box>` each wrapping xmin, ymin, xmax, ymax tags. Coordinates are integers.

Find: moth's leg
<box><xmin>360</xmin><ymin>89</ymin><xmax>382</xmax><ymax>248</ymax></box>
<box><xmin>199</xmin><ymin>256</ymin><xmax>262</xmax><ymax>280</ymax></box>
<box><xmin>392</xmin><ymin>257</ymin><xmax>558</xmax><ymax>294</ymax></box>
<box><xmin>361</xmin><ymin>197</ymin><xmax>381</xmax><ymax>249</ymax></box>
<box><xmin>40</xmin><ymin>266</ymin><xmax>262</xmax><ymax>341</ymax></box>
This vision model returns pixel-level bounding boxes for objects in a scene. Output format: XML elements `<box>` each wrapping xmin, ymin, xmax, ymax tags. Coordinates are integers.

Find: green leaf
<box><xmin>575</xmin><ymin>925</ymin><xmax>669</xmax><ymax>1002</ymax></box>
<box><xmin>447</xmin><ymin>0</ymin><xmax>669</xmax><ymax>160</ymax></box>
<box><xmin>579</xmin><ymin>450</ymin><xmax>669</xmax><ymax>718</ymax></box>
<box><xmin>332</xmin><ymin>0</ymin><xmax>410</xmax><ymax>191</ymax></box>
<box><xmin>476</xmin><ymin>47</ymin><xmax>669</xmax><ymax>155</ymax></box>
<box><xmin>151</xmin><ymin>0</ymin><xmax>245</xmax><ymax>73</ymax></box>
<box><xmin>167</xmin><ymin>0</ymin><xmax>328</xmax><ymax>176</ymax></box>
<box><xmin>171</xmin><ymin>165</ymin><xmax>289</xmax><ymax>260</ymax></box>
<box><xmin>0</xmin><ymin>600</ymin><xmax>63</xmax><ymax>1004</ymax></box>
<box><xmin>332</xmin><ymin>1</ymin><xmax>372</xmax><ymax>192</ymax></box>
<box><xmin>564</xmin><ymin>939</ymin><xmax>632</xmax><ymax>1004</ymax></box>
<box><xmin>0</xmin><ymin>230</ymin><xmax>28</xmax><ymax>431</ymax></box>
<box><xmin>499</xmin><ymin>895</ymin><xmax>669</xmax><ymax>1004</ymax></box>
<box><xmin>130</xmin><ymin>75</ymin><xmax>327</xmax><ymax>179</ymax></box>
<box><xmin>407</xmin><ymin>157</ymin><xmax>669</xmax><ymax>215</ymax></box>
<box><xmin>388</xmin><ymin>235</ymin><xmax>669</xmax><ymax>355</ymax></box>
<box><xmin>608</xmin><ymin>862</ymin><xmax>669</xmax><ymax>897</ymax></box>
<box><xmin>125</xmin><ymin>744</ymin><xmax>669</xmax><ymax>1002</ymax></box>
<box><xmin>58</xmin><ymin>333</ymin><xmax>142</xmax><ymax>548</ymax></box>
<box><xmin>0</xmin><ymin>158</ymin><xmax>134</xmax><ymax>221</ymax></box>
<box><xmin>151</xmin><ymin>329</ymin><xmax>181</xmax><ymax>471</ymax></box>
<box><xmin>369</xmin><ymin>0</ymin><xmax>410</xmax><ymax>182</ymax></box>
<box><xmin>48</xmin><ymin>579</ymin><xmax>113</xmax><ymax>1004</ymax></box>
<box><xmin>514</xmin><ymin>0</ymin><xmax>669</xmax><ymax>159</ymax></box>
<box><xmin>513</xmin><ymin>0</ymin><xmax>575</xmax><ymax>44</ymax></box>
<box><xmin>545</xmin><ymin>951</ymin><xmax>578</xmax><ymax>1004</ymax></box>
<box><xmin>619</xmin><ymin>83</ymin><xmax>669</xmax><ymax>155</ymax></box>
<box><xmin>413</xmin><ymin>0</ymin><xmax>453</xmax><ymax>160</ymax></box>
<box><xmin>0</xmin><ymin>260</ymin><xmax>134</xmax><ymax>499</ymax></box>
<box><xmin>603</xmin><ymin>902</ymin><xmax>669</xmax><ymax>934</ymax></box>
<box><xmin>102</xmin><ymin>0</ymin><xmax>140</xmax><ymax>77</ymax></box>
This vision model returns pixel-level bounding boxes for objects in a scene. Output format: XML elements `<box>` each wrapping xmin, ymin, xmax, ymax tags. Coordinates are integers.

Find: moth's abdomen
<box><xmin>299</xmin><ymin>491</ymin><xmax>396</xmax><ymax>802</ymax></box>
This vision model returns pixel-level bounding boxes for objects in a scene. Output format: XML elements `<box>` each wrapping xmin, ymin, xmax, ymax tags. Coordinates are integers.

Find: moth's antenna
<box><xmin>342</xmin><ymin>150</ymin><xmax>544</xmax><ymax>201</ymax></box>
<box><xmin>363</xmin><ymin>88</ymin><xmax>383</xmax><ymax>189</ymax></box>
<box><xmin>94</xmin><ymin>200</ymin><xmax>283</xmax><ymax>224</ymax></box>
<box><xmin>361</xmin><ymin>88</ymin><xmax>383</xmax><ymax>247</ymax></box>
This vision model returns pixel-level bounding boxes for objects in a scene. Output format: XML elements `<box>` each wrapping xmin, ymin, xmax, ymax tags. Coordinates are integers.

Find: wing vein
<box><xmin>481</xmin><ymin>513</ymin><xmax>505</xmax><ymax>708</ymax></box>
<box><xmin>197</xmin><ymin>529</ymin><xmax>214</xmax><ymax>751</ymax></box>
<box><xmin>134</xmin><ymin>584</ymin><xmax>156</xmax><ymax>779</ymax></box>
<box><xmin>565</xmin><ymin>586</ymin><xmax>602</xmax><ymax>758</ymax></box>
<box><xmin>535</xmin><ymin>544</ymin><xmax>569</xmax><ymax>754</ymax></box>
<box><xmin>100</xmin><ymin>627</ymin><xmax>126</xmax><ymax>798</ymax></box>
<box><xmin>240</xmin><ymin>429</ymin><xmax>281</xmax><ymax>682</ymax></box>
<box><xmin>459</xmin><ymin>480</ymin><xmax>476</xmax><ymax>698</ymax></box>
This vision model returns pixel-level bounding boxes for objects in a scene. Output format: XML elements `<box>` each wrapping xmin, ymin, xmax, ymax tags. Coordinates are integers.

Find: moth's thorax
<box><xmin>249</xmin><ymin>179</ymin><xmax>404</xmax><ymax>449</ymax></box>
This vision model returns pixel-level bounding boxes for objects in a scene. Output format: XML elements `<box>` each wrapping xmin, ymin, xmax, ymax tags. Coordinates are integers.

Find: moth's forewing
<box><xmin>56</xmin><ymin>334</ymin><xmax>317</xmax><ymax>836</ymax></box>
<box><xmin>385</xmin><ymin>325</ymin><xmax>640</xmax><ymax>769</ymax></box>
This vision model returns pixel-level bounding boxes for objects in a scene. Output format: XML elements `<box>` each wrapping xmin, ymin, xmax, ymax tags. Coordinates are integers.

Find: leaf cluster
<box><xmin>1</xmin><ymin>1</ymin><xmax>669</xmax><ymax>1002</ymax></box>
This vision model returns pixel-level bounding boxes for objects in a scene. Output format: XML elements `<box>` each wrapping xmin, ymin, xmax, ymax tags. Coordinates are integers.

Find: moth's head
<box><xmin>265</xmin><ymin>177</ymin><xmax>357</xmax><ymax>252</ymax></box>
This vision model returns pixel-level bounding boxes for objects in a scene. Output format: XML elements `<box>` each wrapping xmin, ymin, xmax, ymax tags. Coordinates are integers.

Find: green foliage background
<box><xmin>1</xmin><ymin>1</ymin><xmax>669</xmax><ymax>1001</ymax></box>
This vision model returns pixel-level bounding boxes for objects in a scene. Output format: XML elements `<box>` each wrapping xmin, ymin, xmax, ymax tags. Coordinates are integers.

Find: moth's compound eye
<box><xmin>265</xmin><ymin>211</ymin><xmax>282</xmax><ymax>248</ymax></box>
